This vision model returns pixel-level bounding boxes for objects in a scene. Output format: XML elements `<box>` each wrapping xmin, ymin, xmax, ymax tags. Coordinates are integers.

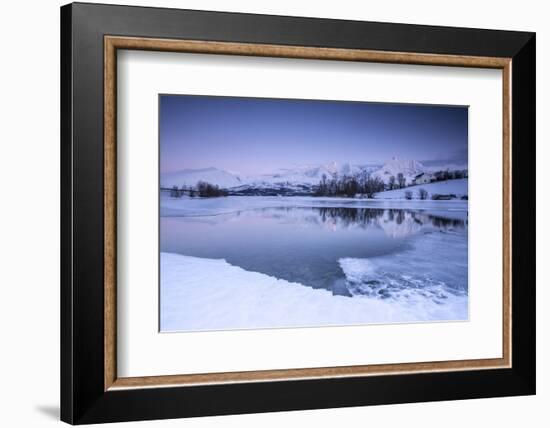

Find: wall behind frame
<box><xmin>0</xmin><ymin>1</ymin><xmax>545</xmax><ymax>428</ymax></box>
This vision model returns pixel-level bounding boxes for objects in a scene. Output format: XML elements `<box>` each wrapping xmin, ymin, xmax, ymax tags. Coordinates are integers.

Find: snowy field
<box><xmin>374</xmin><ymin>179</ymin><xmax>468</xmax><ymax>199</ymax></box>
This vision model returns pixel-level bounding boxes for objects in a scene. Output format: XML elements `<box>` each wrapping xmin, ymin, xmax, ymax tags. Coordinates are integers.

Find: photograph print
<box><xmin>159</xmin><ymin>95</ymin><xmax>469</xmax><ymax>332</ymax></box>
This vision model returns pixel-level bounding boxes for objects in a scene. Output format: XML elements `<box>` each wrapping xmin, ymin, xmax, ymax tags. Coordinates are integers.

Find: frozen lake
<box><xmin>160</xmin><ymin>197</ymin><xmax>468</xmax><ymax>331</ymax></box>
<box><xmin>161</xmin><ymin>205</ymin><xmax>467</xmax><ymax>297</ymax></box>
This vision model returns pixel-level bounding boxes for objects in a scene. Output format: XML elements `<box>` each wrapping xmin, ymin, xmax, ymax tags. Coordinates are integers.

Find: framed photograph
<box><xmin>61</xmin><ymin>2</ymin><xmax>535</xmax><ymax>424</ymax></box>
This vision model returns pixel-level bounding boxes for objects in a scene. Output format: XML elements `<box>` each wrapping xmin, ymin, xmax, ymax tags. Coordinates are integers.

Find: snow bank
<box><xmin>375</xmin><ymin>179</ymin><xmax>468</xmax><ymax>200</ymax></box>
<box><xmin>160</xmin><ymin>242</ymin><xmax>468</xmax><ymax>332</ymax></box>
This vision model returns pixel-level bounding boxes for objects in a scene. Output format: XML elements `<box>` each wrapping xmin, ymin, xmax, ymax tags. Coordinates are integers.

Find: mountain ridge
<box><xmin>161</xmin><ymin>159</ymin><xmax>467</xmax><ymax>190</ymax></box>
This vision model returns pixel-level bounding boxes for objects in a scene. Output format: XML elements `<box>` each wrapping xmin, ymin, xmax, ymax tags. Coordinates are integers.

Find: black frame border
<box><xmin>61</xmin><ymin>2</ymin><xmax>535</xmax><ymax>424</ymax></box>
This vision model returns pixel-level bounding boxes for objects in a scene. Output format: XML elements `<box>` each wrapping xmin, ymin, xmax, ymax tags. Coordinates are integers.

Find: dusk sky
<box><xmin>160</xmin><ymin>95</ymin><xmax>468</xmax><ymax>175</ymax></box>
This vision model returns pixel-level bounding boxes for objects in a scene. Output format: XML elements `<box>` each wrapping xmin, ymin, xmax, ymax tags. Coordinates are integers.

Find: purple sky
<box><xmin>160</xmin><ymin>95</ymin><xmax>468</xmax><ymax>175</ymax></box>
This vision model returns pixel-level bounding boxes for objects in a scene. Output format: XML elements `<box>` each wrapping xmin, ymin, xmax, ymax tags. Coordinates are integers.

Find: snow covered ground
<box><xmin>374</xmin><ymin>179</ymin><xmax>468</xmax><ymax>199</ymax></box>
<box><xmin>160</xmin><ymin>228</ymin><xmax>467</xmax><ymax>332</ymax></box>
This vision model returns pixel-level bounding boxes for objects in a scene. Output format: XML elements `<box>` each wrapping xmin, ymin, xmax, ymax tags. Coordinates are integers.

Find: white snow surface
<box><xmin>160</xmin><ymin>232</ymin><xmax>467</xmax><ymax>332</ymax></box>
<box><xmin>372</xmin><ymin>158</ymin><xmax>425</xmax><ymax>185</ymax></box>
<box><xmin>374</xmin><ymin>179</ymin><xmax>468</xmax><ymax>199</ymax></box>
<box><xmin>247</xmin><ymin>161</ymin><xmax>376</xmax><ymax>187</ymax></box>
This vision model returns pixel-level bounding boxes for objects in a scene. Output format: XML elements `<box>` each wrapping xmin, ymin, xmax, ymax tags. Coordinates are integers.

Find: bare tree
<box><xmin>197</xmin><ymin>181</ymin><xmax>228</xmax><ymax>197</ymax></box>
<box><xmin>418</xmin><ymin>188</ymin><xmax>428</xmax><ymax>200</ymax></box>
<box><xmin>320</xmin><ymin>173</ymin><xmax>327</xmax><ymax>195</ymax></box>
<box><xmin>170</xmin><ymin>185</ymin><xmax>181</xmax><ymax>198</ymax></box>
<box><xmin>397</xmin><ymin>173</ymin><xmax>406</xmax><ymax>189</ymax></box>
<box><xmin>404</xmin><ymin>190</ymin><xmax>413</xmax><ymax>200</ymax></box>
<box><xmin>314</xmin><ymin>173</ymin><xmax>328</xmax><ymax>196</ymax></box>
<box><xmin>314</xmin><ymin>171</ymin><xmax>383</xmax><ymax>199</ymax></box>
<box><xmin>357</xmin><ymin>170</ymin><xmax>370</xmax><ymax>193</ymax></box>
<box><xmin>363</xmin><ymin>176</ymin><xmax>385</xmax><ymax>198</ymax></box>
<box><xmin>388</xmin><ymin>175</ymin><xmax>396</xmax><ymax>190</ymax></box>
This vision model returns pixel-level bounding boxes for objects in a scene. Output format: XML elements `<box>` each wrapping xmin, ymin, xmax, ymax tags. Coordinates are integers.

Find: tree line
<box><xmin>387</xmin><ymin>173</ymin><xmax>406</xmax><ymax>190</ymax></box>
<box><xmin>314</xmin><ymin>168</ymin><xmax>468</xmax><ymax>199</ymax></box>
<box><xmin>313</xmin><ymin>172</ymin><xmax>385</xmax><ymax>198</ymax></box>
<box><xmin>169</xmin><ymin>181</ymin><xmax>228</xmax><ymax>198</ymax></box>
<box><xmin>432</xmin><ymin>169</ymin><xmax>468</xmax><ymax>181</ymax></box>
<box><xmin>404</xmin><ymin>188</ymin><xmax>429</xmax><ymax>200</ymax></box>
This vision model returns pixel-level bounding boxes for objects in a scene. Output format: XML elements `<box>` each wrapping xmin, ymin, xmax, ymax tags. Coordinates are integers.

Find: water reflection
<box><xmin>316</xmin><ymin>207</ymin><xmax>465</xmax><ymax>234</ymax></box>
<box><xmin>235</xmin><ymin>206</ymin><xmax>467</xmax><ymax>238</ymax></box>
<box><xmin>161</xmin><ymin>206</ymin><xmax>467</xmax><ymax>297</ymax></box>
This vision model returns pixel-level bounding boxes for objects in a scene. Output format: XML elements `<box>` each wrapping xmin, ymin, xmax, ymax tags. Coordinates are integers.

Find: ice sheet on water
<box><xmin>339</xmin><ymin>230</ymin><xmax>467</xmax><ymax>307</ymax></box>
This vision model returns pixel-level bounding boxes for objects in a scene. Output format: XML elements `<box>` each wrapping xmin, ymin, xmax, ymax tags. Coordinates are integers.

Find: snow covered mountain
<box><xmin>161</xmin><ymin>167</ymin><xmax>243</xmax><ymax>189</ymax></box>
<box><xmin>161</xmin><ymin>159</ymin><xmax>466</xmax><ymax>193</ymax></box>
<box><xmin>162</xmin><ymin>162</ymin><xmax>379</xmax><ymax>190</ymax></box>
<box><xmin>247</xmin><ymin>162</ymin><xmax>378</xmax><ymax>187</ymax></box>
<box><xmin>372</xmin><ymin>158</ymin><xmax>426</xmax><ymax>185</ymax></box>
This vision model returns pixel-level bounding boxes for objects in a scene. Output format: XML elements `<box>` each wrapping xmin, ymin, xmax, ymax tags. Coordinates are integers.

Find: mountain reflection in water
<box><xmin>160</xmin><ymin>206</ymin><xmax>467</xmax><ymax>297</ymax></box>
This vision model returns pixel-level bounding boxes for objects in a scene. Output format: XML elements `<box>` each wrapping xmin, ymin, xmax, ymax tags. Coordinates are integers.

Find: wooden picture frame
<box><xmin>61</xmin><ymin>2</ymin><xmax>535</xmax><ymax>424</ymax></box>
